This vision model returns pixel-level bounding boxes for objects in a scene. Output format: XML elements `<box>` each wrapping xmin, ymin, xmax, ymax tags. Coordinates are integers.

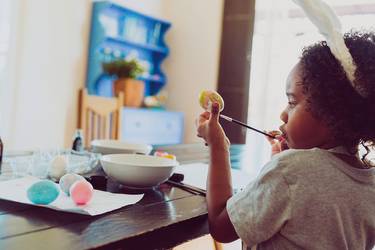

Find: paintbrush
<box><xmin>203</xmin><ymin>97</ymin><xmax>276</xmax><ymax>139</ymax></box>
<box><xmin>219</xmin><ymin>114</ymin><xmax>276</xmax><ymax>139</ymax></box>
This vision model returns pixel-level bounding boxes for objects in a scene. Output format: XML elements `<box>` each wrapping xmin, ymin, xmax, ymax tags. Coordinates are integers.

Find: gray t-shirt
<box><xmin>227</xmin><ymin>148</ymin><xmax>375</xmax><ymax>250</ymax></box>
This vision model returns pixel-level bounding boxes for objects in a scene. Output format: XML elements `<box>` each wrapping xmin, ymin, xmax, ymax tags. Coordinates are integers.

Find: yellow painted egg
<box><xmin>198</xmin><ymin>90</ymin><xmax>224</xmax><ymax>112</ymax></box>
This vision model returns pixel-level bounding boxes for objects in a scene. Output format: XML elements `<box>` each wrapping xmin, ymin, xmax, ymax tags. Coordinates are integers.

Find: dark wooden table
<box><xmin>0</xmin><ymin>144</ymin><xmax>249</xmax><ymax>250</ymax></box>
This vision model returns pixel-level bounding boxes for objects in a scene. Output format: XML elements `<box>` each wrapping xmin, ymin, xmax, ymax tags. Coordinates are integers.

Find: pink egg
<box><xmin>69</xmin><ymin>180</ymin><xmax>93</xmax><ymax>205</ymax></box>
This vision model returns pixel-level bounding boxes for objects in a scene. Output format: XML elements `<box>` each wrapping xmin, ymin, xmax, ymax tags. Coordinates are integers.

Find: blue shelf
<box><xmin>138</xmin><ymin>75</ymin><xmax>165</xmax><ymax>83</ymax></box>
<box><xmin>86</xmin><ymin>1</ymin><xmax>183</xmax><ymax>145</ymax></box>
<box><xmin>105</xmin><ymin>3</ymin><xmax>171</xmax><ymax>26</ymax></box>
<box><xmin>105</xmin><ymin>37</ymin><xmax>169</xmax><ymax>54</ymax></box>
<box><xmin>86</xmin><ymin>1</ymin><xmax>171</xmax><ymax>96</ymax></box>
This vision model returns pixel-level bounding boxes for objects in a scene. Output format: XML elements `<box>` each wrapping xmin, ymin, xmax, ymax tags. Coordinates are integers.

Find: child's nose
<box><xmin>280</xmin><ymin>109</ymin><xmax>288</xmax><ymax>123</ymax></box>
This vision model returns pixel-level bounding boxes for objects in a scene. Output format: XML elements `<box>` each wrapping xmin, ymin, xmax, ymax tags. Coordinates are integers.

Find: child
<box><xmin>196</xmin><ymin>31</ymin><xmax>375</xmax><ymax>250</ymax></box>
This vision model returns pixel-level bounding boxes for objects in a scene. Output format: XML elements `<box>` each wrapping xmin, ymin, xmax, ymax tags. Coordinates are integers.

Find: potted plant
<box><xmin>102</xmin><ymin>58</ymin><xmax>146</xmax><ymax>107</ymax></box>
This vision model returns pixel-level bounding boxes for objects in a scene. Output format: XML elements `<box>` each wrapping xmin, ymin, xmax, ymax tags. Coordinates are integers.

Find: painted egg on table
<box><xmin>27</xmin><ymin>180</ymin><xmax>60</xmax><ymax>205</ymax></box>
<box><xmin>59</xmin><ymin>173</ymin><xmax>85</xmax><ymax>196</ymax></box>
<box><xmin>199</xmin><ymin>90</ymin><xmax>224</xmax><ymax>112</ymax></box>
<box><xmin>154</xmin><ymin>151</ymin><xmax>177</xmax><ymax>161</ymax></box>
<box><xmin>70</xmin><ymin>180</ymin><xmax>93</xmax><ymax>205</ymax></box>
<box><xmin>49</xmin><ymin>155</ymin><xmax>67</xmax><ymax>181</ymax></box>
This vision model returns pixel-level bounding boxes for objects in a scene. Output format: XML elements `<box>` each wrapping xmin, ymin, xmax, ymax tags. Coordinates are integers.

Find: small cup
<box><xmin>29</xmin><ymin>150</ymin><xmax>52</xmax><ymax>178</ymax></box>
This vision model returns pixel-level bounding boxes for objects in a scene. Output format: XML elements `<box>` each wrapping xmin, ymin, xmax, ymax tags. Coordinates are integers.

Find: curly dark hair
<box><xmin>299</xmin><ymin>30</ymin><xmax>375</xmax><ymax>165</ymax></box>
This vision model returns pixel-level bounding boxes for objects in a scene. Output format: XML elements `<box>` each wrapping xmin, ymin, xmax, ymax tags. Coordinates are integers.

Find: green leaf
<box><xmin>102</xmin><ymin>58</ymin><xmax>145</xmax><ymax>79</ymax></box>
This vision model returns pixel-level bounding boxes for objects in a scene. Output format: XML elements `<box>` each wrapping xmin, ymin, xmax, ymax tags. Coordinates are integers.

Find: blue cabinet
<box><xmin>121</xmin><ymin>108</ymin><xmax>184</xmax><ymax>145</ymax></box>
<box><xmin>86</xmin><ymin>1</ymin><xmax>171</xmax><ymax>97</ymax></box>
<box><xmin>86</xmin><ymin>1</ymin><xmax>184</xmax><ymax>145</ymax></box>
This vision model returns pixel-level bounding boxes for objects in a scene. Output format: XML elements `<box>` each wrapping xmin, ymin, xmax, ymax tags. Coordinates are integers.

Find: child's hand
<box><xmin>266</xmin><ymin>130</ymin><xmax>288</xmax><ymax>156</ymax></box>
<box><xmin>196</xmin><ymin>102</ymin><xmax>230</xmax><ymax>149</ymax></box>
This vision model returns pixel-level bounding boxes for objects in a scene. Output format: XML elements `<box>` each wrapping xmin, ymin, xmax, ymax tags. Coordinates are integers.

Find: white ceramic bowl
<box><xmin>100</xmin><ymin>154</ymin><xmax>178</xmax><ymax>188</ymax></box>
<box><xmin>91</xmin><ymin>140</ymin><xmax>152</xmax><ymax>155</ymax></box>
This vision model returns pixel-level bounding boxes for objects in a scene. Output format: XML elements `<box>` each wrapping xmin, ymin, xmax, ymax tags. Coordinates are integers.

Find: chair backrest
<box><xmin>78</xmin><ymin>88</ymin><xmax>124</xmax><ymax>147</ymax></box>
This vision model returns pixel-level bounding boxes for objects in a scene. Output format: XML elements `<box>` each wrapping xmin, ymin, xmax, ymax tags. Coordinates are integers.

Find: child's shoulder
<box><xmin>267</xmin><ymin>147</ymin><xmax>332</xmax><ymax>175</ymax></box>
<box><xmin>274</xmin><ymin>147</ymin><xmax>329</xmax><ymax>164</ymax></box>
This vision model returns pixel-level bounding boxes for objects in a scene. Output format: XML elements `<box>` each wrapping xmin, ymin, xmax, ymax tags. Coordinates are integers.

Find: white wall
<box><xmin>5</xmin><ymin>0</ymin><xmax>223</xmax><ymax>150</ymax></box>
<box><xmin>0</xmin><ymin>0</ymin><xmax>18</xmax><ymax>147</ymax></box>
<box><xmin>162</xmin><ymin>0</ymin><xmax>224</xmax><ymax>143</ymax></box>
<box><xmin>5</xmin><ymin>0</ymin><xmax>164</xmax><ymax>150</ymax></box>
<box><xmin>6</xmin><ymin>0</ymin><xmax>91</xmax><ymax>150</ymax></box>
<box><xmin>113</xmin><ymin>0</ymin><xmax>163</xmax><ymax>17</ymax></box>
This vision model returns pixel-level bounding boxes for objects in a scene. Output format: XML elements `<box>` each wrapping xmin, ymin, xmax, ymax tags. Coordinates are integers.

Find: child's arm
<box><xmin>207</xmin><ymin>144</ymin><xmax>239</xmax><ymax>242</ymax></box>
<box><xmin>196</xmin><ymin>103</ymin><xmax>239</xmax><ymax>242</ymax></box>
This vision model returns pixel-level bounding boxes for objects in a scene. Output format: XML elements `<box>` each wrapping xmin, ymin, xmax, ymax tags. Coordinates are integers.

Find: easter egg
<box><xmin>154</xmin><ymin>151</ymin><xmax>176</xmax><ymax>161</ymax></box>
<box><xmin>199</xmin><ymin>90</ymin><xmax>224</xmax><ymax>112</ymax></box>
<box><xmin>59</xmin><ymin>173</ymin><xmax>85</xmax><ymax>195</ymax></box>
<box><xmin>163</xmin><ymin>154</ymin><xmax>176</xmax><ymax>161</ymax></box>
<box><xmin>49</xmin><ymin>155</ymin><xmax>67</xmax><ymax>181</ymax></box>
<box><xmin>27</xmin><ymin>180</ymin><xmax>60</xmax><ymax>205</ymax></box>
<box><xmin>70</xmin><ymin>180</ymin><xmax>93</xmax><ymax>205</ymax></box>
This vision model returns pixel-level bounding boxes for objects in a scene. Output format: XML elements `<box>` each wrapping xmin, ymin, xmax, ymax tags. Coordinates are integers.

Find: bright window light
<box><xmin>245</xmin><ymin>0</ymin><xmax>375</xmax><ymax>174</ymax></box>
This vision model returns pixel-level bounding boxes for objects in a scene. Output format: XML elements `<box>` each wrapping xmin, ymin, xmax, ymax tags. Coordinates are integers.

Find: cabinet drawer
<box><xmin>121</xmin><ymin>108</ymin><xmax>184</xmax><ymax>145</ymax></box>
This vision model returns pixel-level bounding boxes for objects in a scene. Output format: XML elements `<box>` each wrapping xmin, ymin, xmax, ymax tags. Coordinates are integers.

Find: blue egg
<box><xmin>27</xmin><ymin>180</ymin><xmax>60</xmax><ymax>205</ymax></box>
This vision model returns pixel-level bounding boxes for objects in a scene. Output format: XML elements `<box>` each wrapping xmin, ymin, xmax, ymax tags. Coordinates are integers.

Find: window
<box><xmin>246</xmin><ymin>0</ymin><xmax>375</xmax><ymax>174</ymax></box>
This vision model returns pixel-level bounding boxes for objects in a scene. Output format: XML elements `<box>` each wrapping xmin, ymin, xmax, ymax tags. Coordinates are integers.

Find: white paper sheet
<box><xmin>0</xmin><ymin>176</ymin><xmax>144</xmax><ymax>216</ymax></box>
<box><xmin>175</xmin><ymin>163</ymin><xmax>255</xmax><ymax>192</ymax></box>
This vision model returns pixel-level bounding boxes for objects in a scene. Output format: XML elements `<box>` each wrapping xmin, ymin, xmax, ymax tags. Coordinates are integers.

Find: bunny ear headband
<box><xmin>293</xmin><ymin>0</ymin><xmax>367</xmax><ymax>98</ymax></box>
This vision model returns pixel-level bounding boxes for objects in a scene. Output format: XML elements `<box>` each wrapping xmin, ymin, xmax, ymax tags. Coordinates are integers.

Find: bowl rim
<box><xmin>91</xmin><ymin>140</ymin><xmax>152</xmax><ymax>151</ymax></box>
<box><xmin>101</xmin><ymin>154</ymin><xmax>179</xmax><ymax>168</ymax></box>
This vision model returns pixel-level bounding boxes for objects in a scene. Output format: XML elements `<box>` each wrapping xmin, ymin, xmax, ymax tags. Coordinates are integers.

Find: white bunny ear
<box><xmin>293</xmin><ymin>0</ymin><xmax>342</xmax><ymax>36</ymax></box>
<box><xmin>293</xmin><ymin>0</ymin><xmax>365</xmax><ymax>97</ymax></box>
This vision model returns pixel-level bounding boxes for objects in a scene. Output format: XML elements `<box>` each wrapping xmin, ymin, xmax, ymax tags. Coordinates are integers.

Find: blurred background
<box><xmin>0</xmin><ymin>0</ymin><xmax>374</xmax><ymax>176</ymax></box>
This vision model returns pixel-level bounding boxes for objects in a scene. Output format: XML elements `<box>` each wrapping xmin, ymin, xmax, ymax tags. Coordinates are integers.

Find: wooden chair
<box><xmin>78</xmin><ymin>88</ymin><xmax>124</xmax><ymax>147</ymax></box>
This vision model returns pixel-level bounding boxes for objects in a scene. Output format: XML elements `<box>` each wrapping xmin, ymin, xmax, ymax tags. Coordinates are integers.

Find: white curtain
<box><xmin>245</xmin><ymin>0</ymin><xmax>294</xmax><ymax>175</ymax></box>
